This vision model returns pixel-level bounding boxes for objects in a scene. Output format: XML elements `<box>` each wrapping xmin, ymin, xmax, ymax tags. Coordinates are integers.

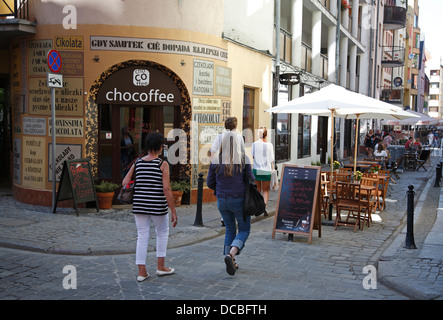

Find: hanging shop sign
<box><xmin>279</xmin><ymin>73</ymin><xmax>300</xmax><ymax>85</ymax></box>
<box><xmin>96</xmin><ymin>66</ymin><xmax>182</xmax><ymax>106</ymax></box>
<box><xmin>394</xmin><ymin>77</ymin><xmax>403</xmax><ymax>87</ymax></box>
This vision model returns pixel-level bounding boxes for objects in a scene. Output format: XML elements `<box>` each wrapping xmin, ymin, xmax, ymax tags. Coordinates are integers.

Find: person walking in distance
<box><xmin>122</xmin><ymin>132</ymin><xmax>178</xmax><ymax>282</ymax></box>
<box><xmin>251</xmin><ymin>127</ymin><xmax>274</xmax><ymax>216</ymax></box>
<box><xmin>207</xmin><ymin>131</ymin><xmax>254</xmax><ymax>276</ymax></box>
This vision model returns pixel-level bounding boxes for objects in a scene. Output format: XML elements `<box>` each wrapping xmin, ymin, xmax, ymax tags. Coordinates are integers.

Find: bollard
<box><xmin>404</xmin><ymin>185</ymin><xmax>417</xmax><ymax>249</ymax></box>
<box><xmin>434</xmin><ymin>163</ymin><xmax>442</xmax><ymax>187</ymax></box>
<box><xmin>193</xmin><ymin>173</ymin><xmax>204</xmax><ymax>227</ymax></box>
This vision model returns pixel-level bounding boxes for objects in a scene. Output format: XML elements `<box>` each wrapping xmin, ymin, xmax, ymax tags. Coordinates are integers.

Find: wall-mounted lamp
<box><xmin>180</xmin><ymin>59</ymin><xmax>186</xmax><ymax>66</ymax></box>
<box><xmin>93</xmin><ymin>55</ymin><xmax>100</xmax><ymax>63</ymax></box>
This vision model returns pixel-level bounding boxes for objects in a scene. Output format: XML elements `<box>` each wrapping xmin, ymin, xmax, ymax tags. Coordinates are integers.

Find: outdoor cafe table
<box><xmin>344</xmin><ymin>163</ymin><xmax>371</xmax><ymax>172</ymax></box>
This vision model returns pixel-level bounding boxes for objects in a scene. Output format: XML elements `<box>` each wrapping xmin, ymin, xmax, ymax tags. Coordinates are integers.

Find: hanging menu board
<box><xmin>272</xmin><ymin>165</ymin><xmax>321</xmax><ymax>244</ymax></box>
<box><xmin>53</xmin><ymin>158</ymin><xmax>98</xmax><ymax>216</ymax></box>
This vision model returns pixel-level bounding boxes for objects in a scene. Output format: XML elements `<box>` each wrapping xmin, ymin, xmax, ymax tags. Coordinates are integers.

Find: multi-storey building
<box><xmin>403</xmin><ymin>0</ymin><xmax>421</xmax><ymax>112</ymax></box>
<box><xmin>0</xmin><ymin>0</ymin><xmax>274</xmax><ymax>206</ymax></box>
<box><xmin>0</xmin><ymin>0</ymin><xmax>418</xmax><ymax>207</ymax></box>
<box><xmin>380</xmin><ymin>0</ymin><xmax>407</xmax><ymax>109</ymax></box>
<box><xmin>429</xmin><ymin>66</ymin><xmax>443</xmax><ymax>119</ymax></box>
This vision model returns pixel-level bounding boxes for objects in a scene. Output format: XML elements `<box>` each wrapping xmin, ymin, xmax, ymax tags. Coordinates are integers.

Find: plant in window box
<box><xmin>170</xmin><ymin>180</ymin><xmax>191</xmax><ymax>207</ymax></box>
<box><xmin>95</xmin><ymin>180</ymin><xmax>119</xmax><ymax>209</ymax></box>
<box><xmin>341</xmin><ymin>0</ymin><xmax>350</xmax><ymax>10</ymax></box>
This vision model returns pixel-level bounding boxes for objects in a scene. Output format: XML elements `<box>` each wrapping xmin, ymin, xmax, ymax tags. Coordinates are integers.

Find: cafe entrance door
<box><xmin>98</xmin><ymin>104</ymin><xmax>180</xmax><ymax>183</ymax></box>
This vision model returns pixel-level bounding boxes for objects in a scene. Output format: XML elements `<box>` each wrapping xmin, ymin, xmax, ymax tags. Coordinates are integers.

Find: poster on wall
<box><xmin>28</xmin><ymin>77</ymin><xmax>84</xmax><ymax>116</ymax></box>
<box><xmin>13</xmin><ymin>138</ymin><xmax>21</xmax><ymax>184</ymax></box>
<box><xmin>22</xmin><ymin>136</ymin><xmax>46</xmax><ymax>189</ymax></box>
<box><xmin>23</xmin><ymin>117</ymin><xmax>46</xmax><ymax>136</ymax></box>
<box><xmin>192</xmin><ymin>97</ymin><xmax>220</xmax><ymax>113</ymax></box>
<box><xmin>193</xmin><ymin>59</ymin><xmax>214</xmax><ymax>96</ymax></box>
<box><xmin>215</xmin><ymin>65</ymin><xmax>232</xmax><ymax>97</ymax></box>
<box><xmin>48</xmin><ymin>118</ymin><xmax>84</xmax><ymax>137</ymax></box>
<box><xmin>222</xmin><ymin>100</ymin><xmax>231</xmax><ymax>122</ymax></box>
<box><xmin>28</xmin><ymin>39</ymin><xmax>52</xmax><ymax>76</ymax></box>
<box><xmin>59</xmin><ymin>51</ymin><xmax>84</xmax><ymax>76</ymax></box>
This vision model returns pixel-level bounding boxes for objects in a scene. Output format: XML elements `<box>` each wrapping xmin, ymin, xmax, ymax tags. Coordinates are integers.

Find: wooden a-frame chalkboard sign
<box><xmin>53</xmin><ymin>158</ymin><xmax>99</xmax><ymax>216</ymax></box>
<box><xmin>272</xmin><ymin>164</ymin><xmax>321</xmax><ymax>244</ymax></box>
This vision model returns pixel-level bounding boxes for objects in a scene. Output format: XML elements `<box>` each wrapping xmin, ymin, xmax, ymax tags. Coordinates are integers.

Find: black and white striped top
<box><xmin>132</xmin><ymin>158</ymin><xmax>168</xmax><ymax>215</ymax></box>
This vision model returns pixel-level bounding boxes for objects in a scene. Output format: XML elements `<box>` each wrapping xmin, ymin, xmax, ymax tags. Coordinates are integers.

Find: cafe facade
<box><xmin>2</xmin><ymin>1</ymin><xmax>273</xmax><ymax>206</ymax></box>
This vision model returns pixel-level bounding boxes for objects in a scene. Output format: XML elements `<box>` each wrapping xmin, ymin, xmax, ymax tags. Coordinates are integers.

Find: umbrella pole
<box><xmin>354</xmin><ymin>115</ymin><xmax>361</xmax><ymax>173</ymax></box>
<box><xmin>330</xmin><ymin>110</ymin><xmax>335</xmax><ymax>195</ymax></box>
<box><xmin>329</xmin><ymin>110</ymin><xmax>335</xmax><ymax>221</ymax></box>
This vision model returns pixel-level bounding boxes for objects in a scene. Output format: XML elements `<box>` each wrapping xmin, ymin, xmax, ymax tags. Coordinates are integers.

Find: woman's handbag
<box><xmin>243</xmin><ymin>169</ymin><xmax>266</xmax><ymax>218</ymax></box>
<box><xmin>117</xmin><ymin>180</ymin><xmax>134</xmax><ymax>204</ymax></box>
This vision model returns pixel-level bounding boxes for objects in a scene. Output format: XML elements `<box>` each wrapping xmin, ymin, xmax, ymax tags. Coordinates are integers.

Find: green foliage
<box><xmin>170</xmin><ymin>180</ymin><xmax>191</xmax><ymax>192</ymax></box>
<box><xmin>95</xmin><ymin>180</ymin><xmax>119</xmax><ymax>193</ymax></box>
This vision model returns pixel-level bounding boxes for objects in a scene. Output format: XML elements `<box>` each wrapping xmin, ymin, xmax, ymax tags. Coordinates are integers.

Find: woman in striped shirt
<box><xmin>122</xmin><ymin>132</ymin><xmax>177</xmax><ymax>282</ymax></box>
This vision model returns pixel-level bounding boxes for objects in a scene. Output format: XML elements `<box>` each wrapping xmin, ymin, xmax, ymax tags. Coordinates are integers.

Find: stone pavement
<box><xmin>0</xmin><ymin>152</ymin><xmax>442</xmax><ymax>300</ymax></box>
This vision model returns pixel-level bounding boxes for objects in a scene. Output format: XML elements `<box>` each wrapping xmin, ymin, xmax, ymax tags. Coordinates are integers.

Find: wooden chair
<box><xmin>335</xmin><ymin>172</ymin><xmax>351</xmax><ymax>183</ymax></box>
<box><xmin>334</xmin><ymin>182</ymin><xmax>369</xmax><ymax>232</ymax></box>
<box><xmin>377</xmin><ymin>171</ymin><xmax>390</xmax><ymax>211</ymax></box>
<box><xmin>320</xmin><ymin>181</ymin><xmax>330</xmax><ymax>219</ymax></box>
<box><xmin>360</xmin><ymin>177</ymin><xmax>379</xmax><ymax>224</ymax></box>
<box><xmin>338</xmin><ymin>167</ymin><xmax>352</xmax><ymax>174</ymax></box>
<box><xmin>362</xmin><ymin>172</ymin><xmax>378</xmax><ymax>179</ymax></box>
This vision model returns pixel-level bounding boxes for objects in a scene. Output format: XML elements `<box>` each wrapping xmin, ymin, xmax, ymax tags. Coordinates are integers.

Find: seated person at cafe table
<box><xmin>404</xmin><ymin>137</ymin><xmax>413</xmax><ymax>149</ymax></box>
<box><xmin>373</xmin><ymin>143</ymin><xmax>389</xmax><ymax>168</ymax></box>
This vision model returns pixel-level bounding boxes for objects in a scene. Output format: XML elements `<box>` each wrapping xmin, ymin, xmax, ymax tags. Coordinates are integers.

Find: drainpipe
<box><xmin>272</xmin><ymin>0</ymin><xmax>281</xmax><ymax>160</ymax></box>
<box><xmin>336</xmin><ymin>1</ymin><xmax>341</xmax><ymax>85</ymax></box>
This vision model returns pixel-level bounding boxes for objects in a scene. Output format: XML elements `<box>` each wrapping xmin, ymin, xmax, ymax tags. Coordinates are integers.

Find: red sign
<box><xmin>47</xmin><ymin>50</ymin><xmax>62</xmax><ymax>73</ymax></box>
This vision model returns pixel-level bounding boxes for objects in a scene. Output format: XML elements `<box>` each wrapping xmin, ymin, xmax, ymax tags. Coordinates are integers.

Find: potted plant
<box><xmin>170</xmin><ymin>180</ymin><xmax>191</xmax><ymax>207</ymax></box>
<box><xmin>333</xmin><ymin>160</ymin><xmax>341</xmax><ymax>172</ymax></box>
<box><xmin>95</xmin><ymin>180</ymin><xmax>119</xmax><ymax>209</ymax></box>
<box><xmin>354</xmin><ymin>171</ymin><xmax>362</xmax><ymax>182</ymax></box>
<box><xmin>341</xmin><ymin>0</ymin><xmax>350</xmax><ymax>10</ymax></box>
<box><xmin>369</xmin><ymin>164</ymin><xmax>381</xmax><ymax>174</ymax></box>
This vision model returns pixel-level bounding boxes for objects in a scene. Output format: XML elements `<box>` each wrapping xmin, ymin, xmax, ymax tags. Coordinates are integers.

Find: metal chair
<box><xmin>416</xmin><ymin>149</ymin><xmax>431</xmax><ymax>172</ymax></box>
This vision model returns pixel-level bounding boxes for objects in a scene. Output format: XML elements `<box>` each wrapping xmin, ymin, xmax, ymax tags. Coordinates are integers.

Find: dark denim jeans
<box><xmin>217</xmin><ymin>197</ymin><xmax>251</xmax><ymax>255</ymax></box>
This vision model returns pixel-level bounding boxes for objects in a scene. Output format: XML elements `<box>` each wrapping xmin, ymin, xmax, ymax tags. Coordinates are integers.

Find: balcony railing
<box><xmin>320</xmin><ymin>0</ymin><xmax>330</xmax><ymax>12</ymax></box>
<box><xmin>381</xmin><ymin>86</ymin><xmax>404</xmax><ymax>104</ymax></box>
<box><xmin>381</xmin><ymin>46</ymin><xmax>405</xmax><ymax>68</ymax></box>
<box><xmin>320</xmin><ymin>54</ymin><xmax>328</xmax><ymax>80</ymax></box>
<box><xmin>383</xmin><ymin>5</ymin><xmax>407</xmax><ymax>30</ymax></box>
<box><xmin>0</xmin><ymin>0</ymin><xmax>30</xmax><ymax>20</ymax></box>
<box><xmin>301</xmin><ymin>42</ymin><xmax>312</xmax><ymax>73</ymax></box>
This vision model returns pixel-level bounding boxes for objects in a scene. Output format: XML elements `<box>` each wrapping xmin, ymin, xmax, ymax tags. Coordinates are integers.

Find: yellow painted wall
<box><xmin>12</xmin><ymin>23</ymin><xmax>272</xmax><ymax>192</ymax></box>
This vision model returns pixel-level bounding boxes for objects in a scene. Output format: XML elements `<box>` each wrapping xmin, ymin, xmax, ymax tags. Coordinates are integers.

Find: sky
<box><xmin>419</xmin><ymin>0</ymin><xmax>443</xmax><ymax>70</ymax></box>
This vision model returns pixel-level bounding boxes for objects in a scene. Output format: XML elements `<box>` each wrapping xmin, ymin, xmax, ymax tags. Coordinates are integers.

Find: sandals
<box><xmin>224</xmin><ymin>254</ymin><xmax>236</xmax><ymax>276</ymax></box>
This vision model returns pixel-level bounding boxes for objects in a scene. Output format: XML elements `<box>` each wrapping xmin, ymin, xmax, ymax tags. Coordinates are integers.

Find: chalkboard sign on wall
<box><xmin>53</xmin><ymin>158</ymin><xmax>98</xmax><ymax>215</ymax></box>
<box><xmin>272</xmin><ymin>165</ymin><xmax>321</xmax><ymax>244</ymax></box>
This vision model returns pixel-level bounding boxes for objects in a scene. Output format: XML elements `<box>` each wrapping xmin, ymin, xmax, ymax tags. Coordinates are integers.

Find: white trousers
<box><xmin>134</xmin><ymin>214</ymin><xmax>169</xmax><ymax>265</ymax></box>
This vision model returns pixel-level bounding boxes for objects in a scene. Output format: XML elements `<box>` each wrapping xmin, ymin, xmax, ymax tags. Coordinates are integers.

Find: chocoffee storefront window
<box><xmin>94</xmin><ymin>63</ymin><xmax>189</xmax><ymax>184</ymax></box>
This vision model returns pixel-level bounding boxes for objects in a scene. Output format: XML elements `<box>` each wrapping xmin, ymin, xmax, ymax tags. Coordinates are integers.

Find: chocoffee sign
<box><xmin>96</xmin><ymin>66</ymin><xmax>182</xmax><ymax>106</ymax></box>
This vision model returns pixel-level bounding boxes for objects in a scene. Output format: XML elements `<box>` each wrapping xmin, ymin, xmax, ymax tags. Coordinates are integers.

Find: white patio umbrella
<box><xmin>381</xmin><ymin>109</ymin><xmax>438</xmax><ymax>126</ymax></box>
<box><xmin>266</xmin><ymin>84</ymin><xmax>419</xmax><ymax>174</ymax></box>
